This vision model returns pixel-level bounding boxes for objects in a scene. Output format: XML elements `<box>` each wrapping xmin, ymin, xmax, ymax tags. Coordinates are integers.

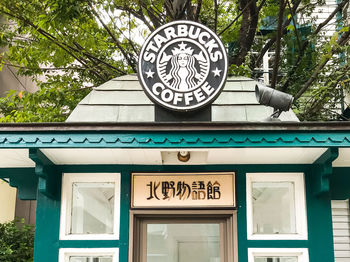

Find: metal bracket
<box><xmin>311</xmin><ymin>147</ymin><xmax>339</xmax><ymax>196</ymax></box>
<box><xmin>29</xmin><ymin>149</ymin><xmax>60</xmax><ymax>200</ymax></box>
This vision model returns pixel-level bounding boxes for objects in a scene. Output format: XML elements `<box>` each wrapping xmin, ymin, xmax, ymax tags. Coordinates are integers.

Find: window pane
<box><xmin>147</xmin><ymin>223</ymin><xmax>220</xmax><ymax>262</ymax></box>
<box><xmin>71</xmin><ymin>182</ymin><xmax>115</xmax><ymax>234</ymax></box>
<box><xmin>69</xmin><ymin>256</ymin><xmax>113</xmax><ymax>262</ymax></box>
<box><xmin>252</xmin><ymin>182</ymin><xmax>296</xmax><ymax>234</ymax></box>
<box><xmin>254</xmin><ymin>256</ymin><xmax>298</xmax><ymax>262</ymax></box>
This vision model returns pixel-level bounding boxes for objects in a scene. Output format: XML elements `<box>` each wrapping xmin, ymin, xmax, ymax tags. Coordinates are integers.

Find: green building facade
<box><xmin>0</xmin><ymin>76</ymin><xmax>349</xmax><ymax>262</ymax></box>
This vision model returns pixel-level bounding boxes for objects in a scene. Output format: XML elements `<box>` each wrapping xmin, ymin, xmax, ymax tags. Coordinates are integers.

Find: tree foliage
<box><xmin>0</xmin><ymin>0</ymin><xmax>349</xmax><ymax>121</ymax></box>
<box><xmin>0</xmin><ymin>219</ymin><xmax>34</xmax><ymax>262</ymax></box>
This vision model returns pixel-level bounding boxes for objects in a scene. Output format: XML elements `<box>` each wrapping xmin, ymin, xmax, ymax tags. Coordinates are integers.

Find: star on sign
<box><xmin>178</xmin><ymin>42</ymin><xmax>187</xmax><ymax>50</ymax></box>
<box><xmin>212</xmin><ymin>67</ymin><xmax>222</xmax><ymax>77</ymax></box>
<box><xmin>145</xmin><ymin>69</ymin><xmax>155</xmax><ymax>78</ymax></box>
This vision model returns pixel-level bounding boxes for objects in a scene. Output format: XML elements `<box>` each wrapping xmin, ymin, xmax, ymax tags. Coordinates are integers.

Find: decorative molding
<box><xmin>0</xmin><ymin>168</ymin><xmax>38</xmax><ymax>200</ymax></box>
<box><xmin>310</xmin><ymin>147</ymin><xmax>339</xmax><ymax>196</ymax></box>
<box><xmin>29</xmin><ymin>148</ymin><xmax>60</xmax><ymax>199</ymax></box>
<box><xmin>0</xmin><ymin>132</ymin><xmax>349</xmax><ymax>148</ymax></box>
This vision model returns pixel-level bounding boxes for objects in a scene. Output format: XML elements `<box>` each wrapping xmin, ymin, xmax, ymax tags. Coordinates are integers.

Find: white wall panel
<box><xmin>332</xmin><ymin>200</ymin><xmax>350</xmax><ymax>262</ymax></box>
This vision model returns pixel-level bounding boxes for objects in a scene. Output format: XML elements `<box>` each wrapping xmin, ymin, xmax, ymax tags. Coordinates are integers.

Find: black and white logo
<box><xmin>138</xmin><ymin>20</ymin><xmax>228</xmax><ymax>111</ymax></box>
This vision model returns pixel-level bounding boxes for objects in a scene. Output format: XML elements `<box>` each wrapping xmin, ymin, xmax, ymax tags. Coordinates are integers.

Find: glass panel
<box><xmin>71</xmin><ymin>182</ymin><xmax>115</xmax><ymax>234</ymax></box>
<box><xmin>69</xmin><ymin>256</ymin><xmax>113</xmax><ymax>262</ymax></box>
<box><xmin>147</xmin><ymin>223</ymin><xmax>220</xmax><ymax>262</ymax></box>
<box><xmin>252</xmin><ymin>181</ymin><xmax>296</xmax><ymax>234</ymax></box>
<box><xmin>254</xmin><ymin>256</ymin><xmax>298</xmax><ymax>262</ymax></box>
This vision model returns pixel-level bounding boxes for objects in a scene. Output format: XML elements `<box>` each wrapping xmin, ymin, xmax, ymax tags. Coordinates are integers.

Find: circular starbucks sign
<box><xmin>138</xmin><ymin>20</ymin><xmax>228</xmax><ymax>111</ymax></box>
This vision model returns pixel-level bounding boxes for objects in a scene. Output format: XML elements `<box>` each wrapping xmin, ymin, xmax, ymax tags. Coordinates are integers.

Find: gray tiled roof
<box><xmin>66</xmin><ymin>75</ymin><xmax>299</xmax><ymax>122</ymax></box>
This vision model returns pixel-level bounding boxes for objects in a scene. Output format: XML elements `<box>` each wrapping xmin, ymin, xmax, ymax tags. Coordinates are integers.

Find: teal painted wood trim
<box><xmin>313</xmin><ymin>148</ymin><xmax>339</xmax><ymax>165</ymax></box>
<box><xmin>32</xmin><ymin>164</ymin><xmax>338</xmax><ymax>262</ymax></box>
<box><xmin>0</xmin><ymin>168</ymin><xmax>37</xmax><ymax>200</ymax></box>
<box><xmin>235</xmin><ymin>171</ymin><xmax>308</xmax><ymax>262</ymax></box>
<box><xmin>33</xmin><ymin>169</ymin><xmax>131</xmax><ymax>262</ymax></box>
<box><xmin>310</xmin><ymin>148</ymin><xmax>339</xmax><ymax>196</ymax></box>
<box><xmin>30</xmin><ymin>149</ymin><xmax>61</xmax><ymax>200</ymax></box>
<box><xmin>236</xmin><ymin>171</ymin><xmax>308</xmax><ymax>262</ymax></box>
<box><xmin>0</xmin><ymin>163</ymin><xmax>317</xmax><ymax>203</ymax></box>
<box><xmin>236</xmin><ymin>170</ymin><xmax>248</xmax><ymax>262</ymax></box>
<box><xmin>0</xmin><ymin>131</ymin><xmax>349</xmax><ymax>148</ymax></box>
<box><xmin>120</xmin><ymin>171</ymin><xmax>131</xmax><ymax>262</ymax></box>
<box><xmin>30</xmin><ymin>148</ymin><xmax>55</xmax><ymax>166</ymax></box>
<box><xmin>59</xmin><ymin>240</ymin><xmax>120</xmax><ymax>248</ymax></box>
<box><xmin>305</xmin><ymin>171</ymin><xmax>335</xmax><ymax>262</ymax></box>
<box><xmin>237</xmin><ymin>169</ymin><xmax>335</xmax><ymax>262</ymax></box>
<box><xmin>33</xmin><ymin>184</ymin><xmax>61</xmax><ymax>262</ymax></box>
<box><xmin>330</xmin><ymin>167</ymin><xmax>350</xmax><ymax>199</ymax></box>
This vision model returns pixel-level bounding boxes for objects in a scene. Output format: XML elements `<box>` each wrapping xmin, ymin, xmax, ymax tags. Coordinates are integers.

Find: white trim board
<box><xmin>38</xmin><ymin>148</ymin><xmax>329</xmax><ymax>165</ymax></box>
<box><xmin>59</xmin><ymin>248</ymin><xmax>119</xmax><ymax>262</ymax></box>
<box><xmin>59</xmin><ymin>173</ymin><xmax>121</xmax><ymax>240</ymax></box>
<box><xmin>246</xmin><ymin>173</ymin><xmax>308</xmax><ymax>240</ymax></box>
<box><xmin>248</xmin><ymin>248</ymin><xmax>309</xmax><ymax>262</ymax></box>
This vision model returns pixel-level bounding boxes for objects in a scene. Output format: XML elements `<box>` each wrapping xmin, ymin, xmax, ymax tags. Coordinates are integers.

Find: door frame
<box><xmin>129</xmin><ymin>210</ymin><xmax>237</xmax><ymax>262</ymax></box>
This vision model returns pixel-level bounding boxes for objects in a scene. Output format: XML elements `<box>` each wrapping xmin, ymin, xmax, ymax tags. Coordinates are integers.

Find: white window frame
<box><xmin>246</xmin><ymin>173</ymin><xmax>308</xmax><ymax>240</ymax></box>
<box><xmin>59</xmin><ymin>248</ymin><xmax>119</xmax><ymax>262</ymax></box>
<box><xmin>248</xmin><ymin>248</ymin><xmax>309</xmax><ymax>262</ymax></box>
<box><xmin>60</xmin><ymin>173</ymin><xmax>121</xmax><ymax>240</ymax></box>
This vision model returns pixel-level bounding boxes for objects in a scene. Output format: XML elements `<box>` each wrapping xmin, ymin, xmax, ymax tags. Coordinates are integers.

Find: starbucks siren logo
<box><xmin>138</xmin><ymin>21</ymin><xmax>227</xmax><ymax>111</ymax></box>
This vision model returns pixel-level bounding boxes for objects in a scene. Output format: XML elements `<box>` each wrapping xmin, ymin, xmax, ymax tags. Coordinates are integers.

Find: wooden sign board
<box><xmin>131</xmin><ymin>172</ymin><xmax>235</xmax><ymax>208</ymax></box>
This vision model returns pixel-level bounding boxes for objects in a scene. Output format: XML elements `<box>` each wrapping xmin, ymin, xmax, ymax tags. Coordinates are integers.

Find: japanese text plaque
<box><xmin>132</xmin><ymin>173</ymin><xmax>235</xmax><ymax>208</ymax></box>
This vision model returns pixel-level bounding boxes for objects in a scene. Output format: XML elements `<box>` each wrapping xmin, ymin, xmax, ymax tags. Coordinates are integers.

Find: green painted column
<box><xmin>236</xmin><ymin>170</ymin><xmax>249</xmax><ymax>262</ymax></box>
<box><xmin>119</xmin><ymin>170</ymin><xmax>131</xmax><ymax>262</ymax></box>
<box><xmin>32</xmin><ymin>167</ymin><xmax>129</xmax><ymax>262</ymax></box>
<box><xmin>305</xmin><ymin>171</ymin><xmax>335</xmax><ymax>262</ymax></box>
<box><xmin>33</xmin><ymin>184</ymin><xmax>61</xmax><ymax>262</ymax></box>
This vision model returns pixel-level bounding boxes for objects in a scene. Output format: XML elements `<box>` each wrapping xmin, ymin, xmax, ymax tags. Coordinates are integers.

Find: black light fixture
<box><xmin>255</xmin><ymin>84</ymin><xmax>294</xmax><ymax>120</ymax></box>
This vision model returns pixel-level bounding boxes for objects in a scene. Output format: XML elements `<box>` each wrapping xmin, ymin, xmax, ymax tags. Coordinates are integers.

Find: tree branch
<box><xmin>301</xmin><ymin>68</ymin><xmax>348</xmax><ymax>118</ymax></box>
<box><xmin>229</xmin><ymin>0</ymin><xmax>262</xmax><ymax>66</ymax></box>
<box><xmin>71</xmin><ymin>41</ymin><xmax>126</xmax><ymax>75</ymax></box>
<box><xmin>281</xmin><ymin>0</ymin><xmax>349</xmax><ymax>91</ymax></box>
<box><xmin>270</xmin><ymin>0</ymin><xmax>285</xmax><ymax>89</ymax></box>
<box><xmin>4</xmin><ymin>62</ymin><xmax>86</xmax><ymax>71</ymax></box>
<box><xmin>214</xmin><ymin>0</ymin><xmax>218</xmax><ymax>33</ymax></box>
<box><xmin>255</xmin><ymin>0</ymin><xmax>302</xmax><ymax>68</ymax></box>
<box><xmin>88</xmin><ymin>2</ymin><xmax>137</xmax><ymax>72</ymax></box>
<box><xmin>314</xmin><ymin>0</ymin><xmax>348</xmax><ymax>35</ymax></box>
<box><xmin>140</xmin><ymin>0</ymin><xmax>162</xmax><ymax>28</ymax></box>
<box><xmin>286</xmin><ymin>0</ymin><xmax>302</xmax><ymax>51</ymax></box>
<box><xmin>111</xmin><ymin>3</ymin><xmax>155</xmax><ymax>31</ymax></box>
<box><xmin>149</xmin><ymin>2</ymin><xmax>167</xmax><ymax>23</ymax></box>
<box><xmin>111</xmin><ymin>14</ymin><xmax>139</xmax><ymax>56</ymax></box>
<box><xmin>219</xmin><ymin>0</ymin><xmax>253</xmax><ymax>36</ymax></box>
<box><xmin>0</xmin><ymin>7</ymin><xmax>125</xmax><ymax>79</ymax></box>
<box><xmin>195</xmin><ymin>0</ymin><xmax>202</xmax><ymax>22</ymax></box>
<box><xmin>294</xmin><ymin>30</ymin><xmax>350</xmax><ymax>100</ymax></box>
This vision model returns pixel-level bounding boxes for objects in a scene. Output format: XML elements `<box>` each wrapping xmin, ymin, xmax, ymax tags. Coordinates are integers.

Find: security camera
<box><xmin>255</xmin><ymin>84</ymin><xmax>294</xmax><ymax>119</ymax></box>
